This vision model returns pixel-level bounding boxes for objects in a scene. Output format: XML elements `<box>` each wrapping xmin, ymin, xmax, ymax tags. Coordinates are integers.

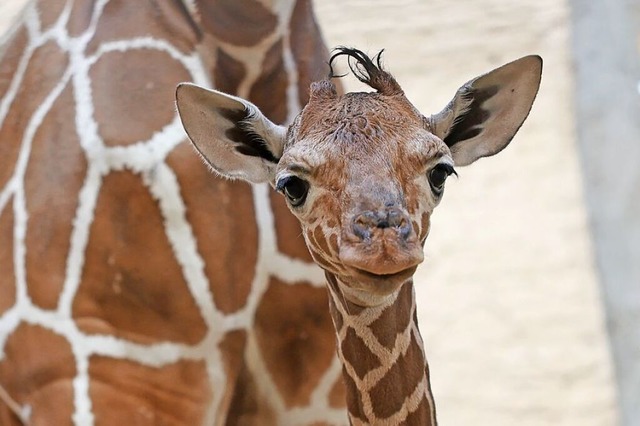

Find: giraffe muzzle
<box><xmin>351</xmin><ymin>208</ymin><xmax>413</xmax><ymax>242</ymax></box>
<box><xmin>339</xmin><ymin>207</ymin><xmax>424</xmax><ymax>279</ymax></box>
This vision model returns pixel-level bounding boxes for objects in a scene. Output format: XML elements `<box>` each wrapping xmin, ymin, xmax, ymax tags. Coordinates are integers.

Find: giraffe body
<box><xmin>0</xmin><ymin>0</ymin><xmax>348</xmax><ymax>424</ymax></box>
<box><xmin>177</xmin><ymin>48</ymin><xmax>542</xmax><ymax>424</ymax></box>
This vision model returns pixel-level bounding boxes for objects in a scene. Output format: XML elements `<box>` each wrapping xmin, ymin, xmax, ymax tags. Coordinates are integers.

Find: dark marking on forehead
<box><xmin>444</xmin><ymin>85</ymin><xmax>498</xmax><ymax>146</ymax></box>
<box><xmin>299</xmin><ymin>90</ymin><xmax>420</xmax><ymax>144</ymax></box>
<box><xmin>220</xmin><ymin>108</ymin><xmax>279</xmax><ymax>163</ymax></box>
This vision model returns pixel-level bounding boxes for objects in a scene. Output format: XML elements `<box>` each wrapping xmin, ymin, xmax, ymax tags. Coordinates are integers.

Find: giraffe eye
<box><xmin>428</xmin><ymin>164</ymin><xmax>456</xmax><ymax>195</ymax></box>
<box><xmin>276</xmin><ymin>176</ymin><xmax>309</xmax><ymax>207</ymax></box>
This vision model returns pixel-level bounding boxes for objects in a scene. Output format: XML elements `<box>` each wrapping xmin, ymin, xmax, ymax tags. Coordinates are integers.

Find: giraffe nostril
<box><xmin>377</xmin><ymin>219</ymin><xmax>389</xmax><ymax>229</ymax></box>
<box><xmin>352</xmin><ymin>221</ymin><xmax>372</xmax><ymax>240</ymax></box>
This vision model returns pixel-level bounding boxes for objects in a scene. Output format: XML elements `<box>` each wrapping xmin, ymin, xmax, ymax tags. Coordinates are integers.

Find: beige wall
<box><xmin>0</xmin><ymin>1</ymin><xmax>620</xmax><ymax>424</ymax></box>
<box><xmin>315</xmin><ymin>1</ymin><xmax>617</xmax><ymax>425</ymax></box>
<box><xmin>570</xmin><ymin>0</ymin><xmax>640</xmax><ymax>424</ymax></box>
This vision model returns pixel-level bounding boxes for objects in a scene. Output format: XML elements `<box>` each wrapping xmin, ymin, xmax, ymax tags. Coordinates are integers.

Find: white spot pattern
<box><xmin>0</xmin><ymin>1</ymin><xmax>347</xmax><ymax>424</ymax></box>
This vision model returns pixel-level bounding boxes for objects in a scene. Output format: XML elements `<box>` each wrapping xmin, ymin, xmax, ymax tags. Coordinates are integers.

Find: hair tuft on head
<box><xmin>328</xmin><ymin>47</ymin><xmax>403</xmax><ymax>96</ymax></box>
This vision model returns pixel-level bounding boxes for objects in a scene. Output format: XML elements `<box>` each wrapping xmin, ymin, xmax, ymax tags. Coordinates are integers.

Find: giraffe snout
<box><xmin>340</xmin><ymin>205</ymin><xmax>423</xmax><ymax>280</ymax></box>
<box><xmin>351</xmin><ymin>207</ymin><xmax>413</xmax><ymax>241</ymax></box>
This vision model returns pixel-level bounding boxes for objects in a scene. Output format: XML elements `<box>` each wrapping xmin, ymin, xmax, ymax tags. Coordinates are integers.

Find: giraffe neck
<box><xmin>326</xmin><ymin>273</ymin><xmax>437</xmax><ymax>425</ymax></box>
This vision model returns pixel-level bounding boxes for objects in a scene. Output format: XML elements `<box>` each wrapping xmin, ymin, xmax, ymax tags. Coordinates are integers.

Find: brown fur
<box><xmin>0</xmin><ymin>0</ymin><xmax>346</xmax><ymax>424</ymax></box>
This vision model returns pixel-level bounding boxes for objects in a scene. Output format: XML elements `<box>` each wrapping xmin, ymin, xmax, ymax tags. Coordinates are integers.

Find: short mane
<box><xmin>328</xmin><ymin>47</ymin><xmax>403</xmax><ymax>96</ymax></box>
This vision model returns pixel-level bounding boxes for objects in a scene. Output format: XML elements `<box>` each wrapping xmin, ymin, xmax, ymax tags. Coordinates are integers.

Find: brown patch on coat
<box><xmin>90</xmin><ymin>49</ymin><xmax>190</xmax><ymax>146</ymax></box>
<box><xmin>342</xmin><ymin>366</ymin><xmax>367</xmax><ymax>423</ymax></box>
<box><xmin>254</xmin><ymin>277</ymin><xmax>336</xmax><ymax>408</ymax></box>
<box><xmin>289</xmin><ymin>0</ymin><xmax>333</xmax><ymax>106</ymax></box>
<box><xmin>307</xmin><ymin>226</ymin><xmax>342</xmax><ymax>273</ymax></box>
<box><xmin>420</xmin><ymin>211</ymin><xmax>431</xmax><ymax>241</ymax></box>
<box><xmin>85</xmin><ymin>0</ymin><xmax>199</xmax><ymax>55</ymax></box>
<box><xmin>369</xmin><ymin>283</ymin><xmax>413</xmax><ymax>350</ymax></box>
<box><xmin>248</xmin><ymin>39</ymin><xmax>288</xmax><ymax>124</ymax></box>
<box><xmin>35</xmin><ymin>0</ymin><xmax>67</xmax><ymax>31</ymax></box>
<box><xmin>269</xmin><ymin>189</ymin><xmax>314</xmax><ymax>262</ymax></box>
<box><xmin>0</xmin><ymin>26</ymin><xmax>27</xmax><ymax>102</ymax></box>
<box><xmin>88</xmin><ymin>356</ymin><xmax>211</xmax><ymax>424</ymax></box>
<box><xmin>399</xmin><ymin>396</ymin><xmax>433</xmax><ymax>426</ymax></box>
<box><xmin>327</xmin><ymin>287</ymin><xmax>344</xmax><ymax>332</ymax></box>
<box><xmin>340</xmin><ymin>327</ymin><xmax>381</xmax><ymax>380</ymax></box>
<box><xmin>195</xmin><ymin>0</ymin><xmax>278</xmax><ymax>47</ymax></box>
<box><xmin>0</xmin><ymin>198</ymin><xmax>16</xmax><ymax>316</ymax></box>
<box><xmin>66</xmin><ymin>0</ymin><xmax>95</xmax><ymax>37</ymax></box>
<box><xmin>167</xmin><ymin>143</ymin><xmax>258</xmax><ymax>314</ymax></box>
<box><xmin>73</xmin><ymin>170</ymin><xmax>207</xmax><ymax>345</ymax></box>
<box><xmin>0</xmin><ymin>40</ymin><xmax>69</xmax><ymax>192</ymax></box>
<box><xmin>328</xmin><ymin>372</ymin><xmax>347</xmax><ymax>409</ymax></box>
<box><xmin>311</xmin><ymin>225</ymin><xmax>334</xmax><ymax>257</ymax></box>
<box><xmin>218</xmin><ymin>331</ymin><xmax>247</xmax><ymax>378</ymax></box>
<box><xmin>0</xmin><ymin>406</ymin><xmax>21</xmax><ymax>426</ymax></box>
<box><xmin>25</xmin><ymin>83</ymin><xmax>86</xmax><ymax>310</ymax></box>
<box><xmin>214</xmin><ymin>47</ymin><xmax>247</xmax><ymax>95</ymax></box>
<box><xmin>216</xmin><ymin>330</ymin><xmax>248</xmax><ymax>421</ymax></box>
<box><xmin>308</xmin><ymin>247</ymin><xmax>337</xmax><ymax>273</ymax></box>
<box><xmin>226</xmin><ymin>361</ymin><xmax>277</xmax><ymax>425</ymax></box>
<box><xmin>369</xmin><ymin>333</ymin><xmax>426</xmax><ymax>419</ymax></box>
<box><xmin>0</xmin><ymin>324</ymin><xmax>75</xmax><ymax>424</ymax></box>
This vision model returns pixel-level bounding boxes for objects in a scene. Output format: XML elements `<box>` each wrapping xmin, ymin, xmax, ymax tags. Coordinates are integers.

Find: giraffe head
<box><xmin>176</xmin><ymin>48</ymin><xmax>542</xmax><ymax>304</ymax></box>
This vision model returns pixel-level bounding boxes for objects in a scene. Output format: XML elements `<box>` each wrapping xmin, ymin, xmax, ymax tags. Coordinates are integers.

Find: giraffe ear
<box><xmin>429</xmin><ymin>55</ymin><xmax>542</xmax><ymax>166</ymax></box>
<box><xmin>175</xmin><ymin>83</ymin><xmax>286</xmax><ymax>183</ymax></box>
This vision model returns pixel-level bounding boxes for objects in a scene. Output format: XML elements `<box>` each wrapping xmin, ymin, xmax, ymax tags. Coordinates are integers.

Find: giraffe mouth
<box><xmin>339</xmin><ymin>242</ymin><xmax>424</xmax><ymax>280</ymax></box>
<box><xmin>338</xmin><ymin>234</ymin><xmax>424</xmax><ymax>293</ymax></box>
<box><xmin>347</xmin><ymin>265</ymin><xmax>419</xmax><ymax>294</ymax></box>
<box><xmin>354</xmin><ymin>265</ymin><xmax>418</xmax><ymax>281</ymax></box>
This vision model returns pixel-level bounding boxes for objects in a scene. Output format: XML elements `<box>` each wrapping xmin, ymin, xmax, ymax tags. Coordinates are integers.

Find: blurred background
<box><xmin>1</xmin><ymin>0</ymin><xmax>638</xmax><ymax>425</ymax></box>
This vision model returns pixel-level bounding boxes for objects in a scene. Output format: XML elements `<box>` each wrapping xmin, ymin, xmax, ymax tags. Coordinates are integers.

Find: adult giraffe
<box><xmin>0</xmin><ymin>0</ymin><xmax>347</xmax><ymax>424</ymax></box>
<box><xmin>176</xmin><ymin>48</ymin><xmax>542</xmax><ymax>424</ymax></box>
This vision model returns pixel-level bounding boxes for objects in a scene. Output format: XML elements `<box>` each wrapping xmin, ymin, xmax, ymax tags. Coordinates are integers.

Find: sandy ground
<box><xmin>0</xmin><ymin>1</ymin><xmax>619</xmax><ymax>425</ymax></box>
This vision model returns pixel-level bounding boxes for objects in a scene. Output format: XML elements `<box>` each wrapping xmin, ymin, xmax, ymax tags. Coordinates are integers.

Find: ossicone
<box><xmin>328</xmin><ymin>47</ymin><xmax>403</xmax><ymax>96</ymax></box>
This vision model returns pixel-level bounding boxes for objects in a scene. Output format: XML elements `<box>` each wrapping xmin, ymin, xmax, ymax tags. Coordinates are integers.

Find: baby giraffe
<box><xmin>176</xmin><ymin>48</ymin><xmax>542</xmax><ymax>425</ymax></box>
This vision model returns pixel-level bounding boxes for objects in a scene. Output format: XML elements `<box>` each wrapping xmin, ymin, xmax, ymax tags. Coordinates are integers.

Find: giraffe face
<box><xmin>274</xmin><ymin>87</ymin><xmax>454</xmax><ymax>294</ymax></box>
<box><xmin>176</xmin><ymin>48</ymin><xmax>542</xmax><ymax>298</ymax></box>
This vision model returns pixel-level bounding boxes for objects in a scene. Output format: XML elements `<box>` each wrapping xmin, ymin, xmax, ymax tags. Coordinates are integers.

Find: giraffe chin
<box><xmin>347</xmin><ymin>265</ymin><xmax>419</xmax><ymax>295</ymax></box>
<box><xmin>338</xmin><ymin>245</ymin><xmax>424</xmax><ymax>295</ymax></box>
<box><xmin>338</xmin><ymin>243</ymin><xmax>424</xmax><ymax>274</ymax></box>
